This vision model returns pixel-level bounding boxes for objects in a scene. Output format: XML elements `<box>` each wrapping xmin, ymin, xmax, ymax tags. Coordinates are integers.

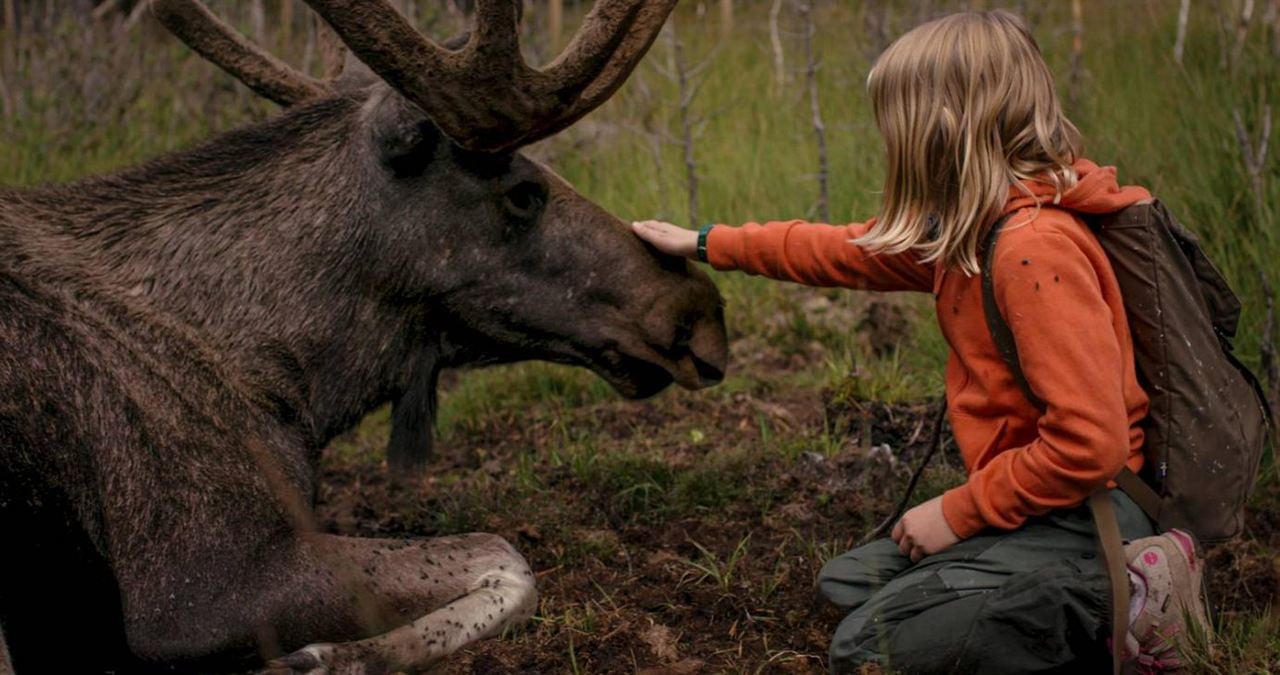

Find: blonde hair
<box><xmin>857</xmin><ymin>10</ymin><xmax>1083</xmax><ymax>275</ymax></box>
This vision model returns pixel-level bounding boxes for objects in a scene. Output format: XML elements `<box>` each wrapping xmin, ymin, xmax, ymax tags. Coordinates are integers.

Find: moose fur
<box><xmin>0</xmin><ymin>20</ymin><xmax>726</xmax><ymax>675</ymax></box>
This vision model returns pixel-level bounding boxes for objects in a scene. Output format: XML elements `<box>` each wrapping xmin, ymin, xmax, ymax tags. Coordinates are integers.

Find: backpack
<box><xmin>982</xmin><ymin>200</ymin><xmax>1273</xmax><ymax>672</ymax></box>
<box><xmin>982</xmin><ymin>200</ymin><xmax>1272</xmax><ymax>545</ymax></box>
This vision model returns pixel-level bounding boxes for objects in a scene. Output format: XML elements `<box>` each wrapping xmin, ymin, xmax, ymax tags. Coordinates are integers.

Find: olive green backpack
<box><xmin>982</xmin><ymin>200</ymin><xmax>1273</xmax><ymax>671</ymax></box>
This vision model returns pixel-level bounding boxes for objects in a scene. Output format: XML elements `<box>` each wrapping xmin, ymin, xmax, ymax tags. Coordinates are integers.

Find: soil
<box><xmin>312</xmin><ymin>384</ymin><xmax>1280</xmax><ymax>671</ymax></box>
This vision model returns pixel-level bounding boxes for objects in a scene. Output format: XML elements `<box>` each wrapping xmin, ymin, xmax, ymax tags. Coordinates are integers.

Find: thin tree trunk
<box><xmin>1214</xmin><ymin>0</ymin><xmax>1232</xmax><ymax>68</ymax></box>
<box><xmin>250</xmin><ymin>0</ymin><xmax>267</xmax><ymax>45</ymax></box>
<box><xmin>668</xmin><ymin>23</ymin><xmax>699</xmax><ymax>228</ymax></box>
<box><xmin>1068</xmin><ymin>0</ymin><xmax>1084</xmax><ymax>112</ymax></box>
<box><xmin>769</xmin><ymin>0</ymin><xmax>785</xmax><ymax>91</ymax></box>
<box><xmin>1234</xmin><ymin>105</ymin><xmax>1273</xmax><ymax>216</ymax></box>
<box><xmin>800</xmin><ymin>0</ymin><xmax>829</xmax><ymax>223</ymax></box>
<box><xmin>1271</xmin><ymin>0</ymin><xmax>1280</xmax><ymax>58</ymax></box>
<box><xmin>0</xmin><ymin>67</ymin><xmax>12</xmax><ymax>131</ymax></box>
<box><xmin>281</xmin><ymin>0</ymin><xmax>295</xmax><ymax>45</ymax></box>
<box><xmin>1174</xmin><ymin>0</ymin><xmax>1190</xmax><ymax>63</ymax></box>
<box><xmin>1262</xmin><ymin>275</ymin><xmax>1279</xmax><ymax>430</ymax></box>
<box><xmin>1232</xmin><ymin>0</ymin><xmax>1256</xmax><ymax>67</ymax></box>
<box><xmin>549</xmin><ymin>0</ymin><xmax>563</xmax><ymax>48</ymax></box>
<box><xmin>720</xmin><ymin>0</ymin><xmax>733</xmax><ymax>37</ymax></box>
<box><xmin>2</xmin><ymin>0</ymin><xmax>15</xmax><ymax>75</ymax></box>
<box><xmin>302</xmin><ymin>11</ymin><xmax>317</xmax><ymax>76</ymax></box>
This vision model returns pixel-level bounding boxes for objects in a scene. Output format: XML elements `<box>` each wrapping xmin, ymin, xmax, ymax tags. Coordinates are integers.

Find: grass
<box><xmin>679</xmin><ymin>534</ymin><xmax>753</xmax><ymax>595</ymax></box>
<box><xmin>3</xmin><ymin>0</ymin><xmax>1278</xmax><ymax>671</ymax></box>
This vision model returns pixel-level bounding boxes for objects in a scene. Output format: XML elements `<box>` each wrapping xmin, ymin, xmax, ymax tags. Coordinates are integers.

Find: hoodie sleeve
<box><xmin>705</xmin><ymin>220</ymin><xmax>934</xmax><ymax>292</ymax></box>
<box><xmin>940</xmin><ymin>228</ymin><xmax>1136</xmax><ymax>538</ymax></box>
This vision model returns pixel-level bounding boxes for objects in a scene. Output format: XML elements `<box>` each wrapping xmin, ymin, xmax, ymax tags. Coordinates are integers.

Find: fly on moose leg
<box><xmin>266</xmin><ymin>535</ymin><xmax>535</xmax><ymax>671</ymax></box>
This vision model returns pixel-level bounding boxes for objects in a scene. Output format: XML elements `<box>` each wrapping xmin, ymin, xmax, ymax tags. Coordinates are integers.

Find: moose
<box><xmin>0</xmin><ymin>0</ymin><xmax>728</xmax><ymax>671</ymax></box>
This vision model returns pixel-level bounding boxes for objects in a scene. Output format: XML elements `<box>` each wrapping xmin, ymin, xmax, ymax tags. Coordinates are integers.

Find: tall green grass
<box><xmin>1</xmin><ymin>0</ymin><xmax>1275</xmax><ymax>405</ymax></box>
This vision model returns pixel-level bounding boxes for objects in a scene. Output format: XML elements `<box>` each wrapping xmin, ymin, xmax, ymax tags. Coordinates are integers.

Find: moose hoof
<box><xmin>264</xmin><ymin>644</ymin><xmax>362</xmax><ymax>675</ymax></box>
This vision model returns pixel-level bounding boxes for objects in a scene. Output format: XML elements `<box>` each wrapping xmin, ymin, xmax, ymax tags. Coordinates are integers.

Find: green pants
<box><xmin>817</xmin><ymin>490</ymin><xmax>1155</xmax><ymax>674</ymax></box>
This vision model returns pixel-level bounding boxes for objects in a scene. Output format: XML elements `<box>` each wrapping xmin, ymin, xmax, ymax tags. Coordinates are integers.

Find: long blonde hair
<box><xmin>857</xmin><ymin>10</ymin><xmax>1083</xmax><ymax>275</ymax></box>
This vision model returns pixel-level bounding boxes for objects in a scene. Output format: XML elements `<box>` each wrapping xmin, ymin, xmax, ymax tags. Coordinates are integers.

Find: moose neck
<box><xmin>8</xmin><ymin>97</ymin><xmax>442</xmax><ymax>444</ymax></box>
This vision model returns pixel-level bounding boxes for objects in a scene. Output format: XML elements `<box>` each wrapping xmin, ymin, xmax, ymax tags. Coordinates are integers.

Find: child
<box><xmin>633</xmin><ymin>10</ymin><xmax>1210</xmax><ymax>673</ymax></box>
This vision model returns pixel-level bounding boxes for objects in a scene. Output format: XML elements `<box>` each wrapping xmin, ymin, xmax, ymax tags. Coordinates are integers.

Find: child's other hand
<box><xmin>891</xmin><ymin>496</ymin><xmax>960</xmax><ymax>563</ymax></box>
<box><xmin>632</xmin><ymin>220</ymin><xmax>699</xmax><ymax>259</ymax></box>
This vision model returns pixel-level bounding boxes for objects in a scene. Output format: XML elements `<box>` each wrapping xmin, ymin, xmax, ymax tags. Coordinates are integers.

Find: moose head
<box><xmin>130</xmin><ymin>0</ymin><xmax>729</xmax><ymax>468</ymax></box>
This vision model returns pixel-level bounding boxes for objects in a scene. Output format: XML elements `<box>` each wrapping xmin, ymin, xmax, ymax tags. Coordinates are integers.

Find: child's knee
<box><xmin>816</xmin><ymin>539</ymin><xmax>907</xmax><ymax>610</ymax></box>
<box><xmin>827</xmin><ymin>607</ymin><xmax>886</xmax><ymax>673</ymax></box>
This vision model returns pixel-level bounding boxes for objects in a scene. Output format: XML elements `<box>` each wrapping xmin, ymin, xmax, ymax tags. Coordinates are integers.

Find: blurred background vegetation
<box><xmin>2</xmin><ymin>0</ymin><xmax>1277</xmax><ymax>670</ymax></box>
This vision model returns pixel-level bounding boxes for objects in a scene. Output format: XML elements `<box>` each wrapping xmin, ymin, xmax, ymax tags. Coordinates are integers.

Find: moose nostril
<box><xmin>692</xmin><ymin>354</ymin><xmax>725</xmax><ymax>384</ymax></box>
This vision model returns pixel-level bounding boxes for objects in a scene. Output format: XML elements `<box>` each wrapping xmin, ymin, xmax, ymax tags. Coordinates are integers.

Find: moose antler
<box><xmin>152</xmin><ymin>0</ymin><xmax>331</xmax><ymax>105</ymax></box>
<box><xmin>152</xmin><ymin>0</ymin><xmax>678</xmax><ymax>153</ymax></box>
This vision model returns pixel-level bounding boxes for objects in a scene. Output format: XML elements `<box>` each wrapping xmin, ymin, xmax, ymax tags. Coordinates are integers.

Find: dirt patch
<box><xmin>316</xmin><ymin>385</ymin><xmax>1279</xmax><ymax>672</ymax></box>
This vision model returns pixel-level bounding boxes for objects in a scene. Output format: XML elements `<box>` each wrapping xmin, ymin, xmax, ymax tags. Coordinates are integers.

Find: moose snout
<box><xmin>669</xmin><ymin>314</ymin><xmax>728</xmax><ymax>389</ymax></box>
<box><xmin>643</xmin><ymin>278</ymin><xmax>729</xmax><ymax>391</ymax></box>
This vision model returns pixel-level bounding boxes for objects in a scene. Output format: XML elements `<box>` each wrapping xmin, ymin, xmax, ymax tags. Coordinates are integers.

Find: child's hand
<box><xmin>632</xmin><ymin>220</ymin><xmax>699</xmax><ymax>258</ymax></box>
<box><xmin>891</xmin><ymin>496</ymin><xmax>960</xmax><ymax>563</ymax></box>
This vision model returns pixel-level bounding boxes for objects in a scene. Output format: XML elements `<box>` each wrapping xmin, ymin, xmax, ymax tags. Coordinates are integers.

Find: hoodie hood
<box><xmin>1003</xmin><ymin>158</ymin><xmax>1152</xmax><ymax>216</ymax></box>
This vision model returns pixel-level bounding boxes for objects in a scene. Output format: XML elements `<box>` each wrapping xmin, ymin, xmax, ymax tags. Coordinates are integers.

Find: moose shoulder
<box><xmin>0</xmin><ymin>0</ymin><xmax>727</xmax><ymax>671</ymax></box>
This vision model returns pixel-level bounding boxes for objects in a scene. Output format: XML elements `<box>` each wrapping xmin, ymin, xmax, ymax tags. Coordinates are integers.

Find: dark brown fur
<box><xmin>0</xmin><ymin>76</ymin><xmax>726</xmax><ymax>670</ymax></box>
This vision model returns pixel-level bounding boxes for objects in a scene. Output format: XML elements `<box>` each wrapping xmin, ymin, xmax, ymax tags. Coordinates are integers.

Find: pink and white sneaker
<box><xmin>1122</xmin><ymin>529</ymin><xmax>1213</xmax><ymax>672</ymax></box>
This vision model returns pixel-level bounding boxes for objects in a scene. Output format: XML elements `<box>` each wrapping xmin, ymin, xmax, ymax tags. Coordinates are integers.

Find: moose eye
<box><xmin>502</xmin><ymin>181</ymin><xmax>547</xmax><ymax>221</ymax></box>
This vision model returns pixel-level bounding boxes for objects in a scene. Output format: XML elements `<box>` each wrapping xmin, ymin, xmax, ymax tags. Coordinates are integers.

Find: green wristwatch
<box><xmin>696</xmin><ymin>224</ymin><xmax>714</xmax><ymax>263</ymax></box>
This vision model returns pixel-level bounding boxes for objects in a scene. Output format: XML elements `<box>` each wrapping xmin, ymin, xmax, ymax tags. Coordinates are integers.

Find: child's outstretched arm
<box><xmin>632</xmin><ymin>219</ymin><xmax>933</xmax><ymax>292</ymax></box>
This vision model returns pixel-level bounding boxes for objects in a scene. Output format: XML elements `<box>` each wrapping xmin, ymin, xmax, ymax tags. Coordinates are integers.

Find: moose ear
<box><xmin>363</xmin><ymin>87</ymin><xmax>441</xmax><ymax>177</ymax></box>
<box><xmin>359</xmin><ymin>31</ymin><xmax>470</xmax><ymax>176</ymax></box>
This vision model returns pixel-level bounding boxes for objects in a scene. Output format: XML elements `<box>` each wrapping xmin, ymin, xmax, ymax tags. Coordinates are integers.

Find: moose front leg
<box><xmin>121</xmin><ymin>532</ymin><xmax>535</xmax><ymax>673</ymax></box>
<box><xmin>271</xmin><ymin>533</ymin><xmax>537</xmax><ymax>674</ymax></box>
<box><xmin>270</xmin><ymin>536</ymin><xmax>535</xmax><ymax>673</ymax></box>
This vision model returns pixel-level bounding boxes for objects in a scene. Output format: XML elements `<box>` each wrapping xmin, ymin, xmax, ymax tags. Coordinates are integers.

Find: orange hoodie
<box><xmin>707</xmin><ymin>159</ymin><xmax>1151</xmax><ymax>539</ymax></box>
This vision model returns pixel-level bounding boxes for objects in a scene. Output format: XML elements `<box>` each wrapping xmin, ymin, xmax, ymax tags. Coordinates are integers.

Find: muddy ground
<box><xmin>315</xmin><ymin>328</ymin><xmax>1280</xmax><ymax>673</ymax></box>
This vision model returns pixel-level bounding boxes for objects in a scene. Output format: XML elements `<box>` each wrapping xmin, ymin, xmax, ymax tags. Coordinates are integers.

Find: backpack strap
<box><xmin>980</xmin><ymin>215</ymin><xmax>1047</xmax><ymax>410</ymax></box>
<box><xmin>1115</xmin><ymin>466</ymin><xmax>1163</xmax><ymax>524</ymax></box>
<box><xmin>1090</xmin><ymin>491</ymin><xmax>1134</xmax><ymax>675</ymax></box>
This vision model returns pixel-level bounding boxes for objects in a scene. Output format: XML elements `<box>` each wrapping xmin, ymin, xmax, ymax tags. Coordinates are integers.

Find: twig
<box><xmin>856</xmin><ymin>397</ymin><xmax>948</xmax><ymax>547</ymax></box>
<box><xmin>797</xmin><ymin>0</ymin><xmax>829</xmax><ymax>223</ymax></box>
<box><xmin>1234</xmin><ymin>104</ymin><xmax>1273</xmax><ymax>215</ymax></box>
<box><xmin>1174</xmin><ymin>0</ymin><xmax>1190</xmax><ymax>63</ymax></box>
